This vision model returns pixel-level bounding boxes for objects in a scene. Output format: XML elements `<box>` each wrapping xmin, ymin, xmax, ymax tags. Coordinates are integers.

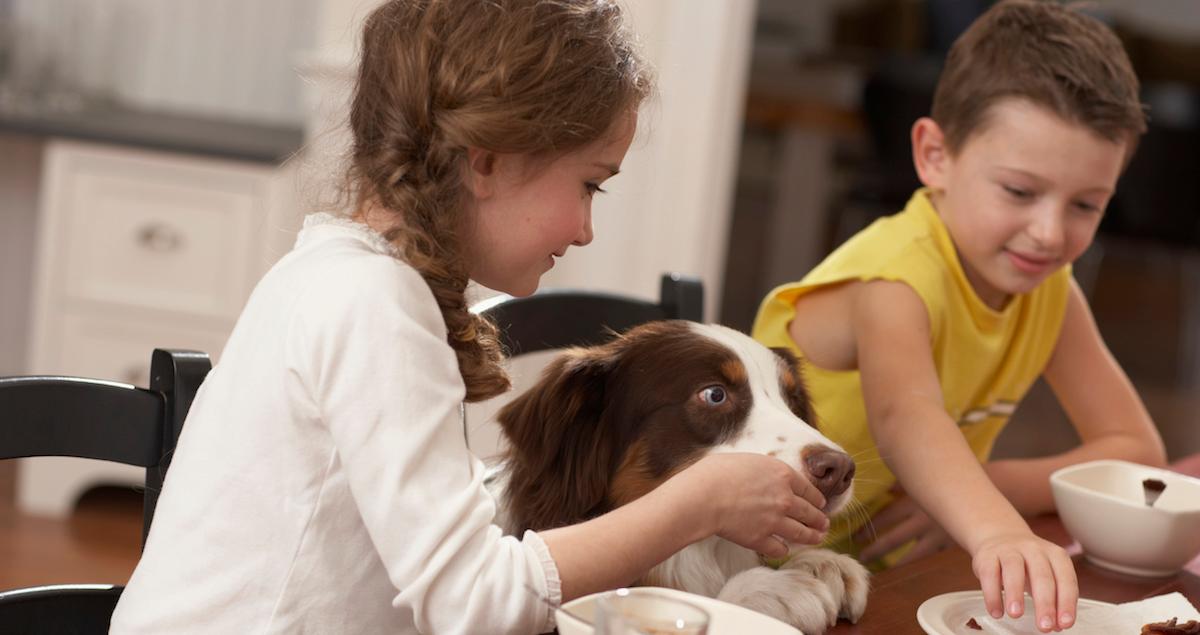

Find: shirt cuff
<box><xmin>523</xmin><ymin>529</ymin><xmax>562</xmax><ymax>632</ymax></box>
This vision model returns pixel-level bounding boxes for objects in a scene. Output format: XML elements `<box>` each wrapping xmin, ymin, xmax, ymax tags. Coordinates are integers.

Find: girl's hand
<box><xmin>854</xmin><ymin>487</ymin><xmax>952</xmax><ymax>565</ymax></box>
<box><xmin>678</xmin><ymin>453</ymin><xmax>830</xmax><ymax>557</ymax></box>
<box><xmin>971</xmin><ymin>533</ymin><xmax>1078</xmax><ymax>633</ymax></box>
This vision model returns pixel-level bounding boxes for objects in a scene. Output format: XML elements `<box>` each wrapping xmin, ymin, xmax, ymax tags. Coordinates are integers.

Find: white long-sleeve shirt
<box><xmin>111</xmin><ymin>214</ymin><xmax>561</xmax><ymax>634</ymax></box>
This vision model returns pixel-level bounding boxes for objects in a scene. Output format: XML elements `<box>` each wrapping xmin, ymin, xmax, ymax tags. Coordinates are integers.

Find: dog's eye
<box><xmin>698</xmin><ymin>385</ymin><xmax>727</xmax><ymax>406</ymax></box>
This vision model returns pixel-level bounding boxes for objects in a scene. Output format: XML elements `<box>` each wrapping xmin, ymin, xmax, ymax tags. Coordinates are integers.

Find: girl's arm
<box><xmin>986</xmin><ymin>279</ymin><xmax>1166</xmax><ymax>515</ymax></box>
<box><xmin>541</xmin><ymin>452</ymin><xmax>829</xmax><ymax>601</ymax></box>
<box><xmin>852</xmin><ymin>280</ymin><xmax>1076</xmax><ymax>632</ymax></box>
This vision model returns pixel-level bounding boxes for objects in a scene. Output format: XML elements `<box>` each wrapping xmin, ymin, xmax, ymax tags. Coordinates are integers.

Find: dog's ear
<box><xmin>496</xmin><ymin>345</ymin><xmax>622</xmax><ymax>531</ymax></box>
<box><xmin>770</xmin><ymin>347</ymin><xmax>816</xmax><ymax>427</ymax></box>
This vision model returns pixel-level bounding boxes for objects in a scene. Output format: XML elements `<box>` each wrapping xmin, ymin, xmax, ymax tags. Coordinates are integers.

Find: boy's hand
<box><xmin>971</xmin><ymin>533</ymin><xmax>1078</xmax><ymax>633</ymax></box>
<box><xmin>854</xmin><ymin>487</ymin><xmax>952</xmax><ymax>565</ymax></box>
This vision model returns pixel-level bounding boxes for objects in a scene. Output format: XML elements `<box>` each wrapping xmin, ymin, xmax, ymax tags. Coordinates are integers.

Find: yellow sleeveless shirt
<box><xmin>751</xmin><ymin>189</ymin><xmax>1070</xmax><ymax>566</ymax></box>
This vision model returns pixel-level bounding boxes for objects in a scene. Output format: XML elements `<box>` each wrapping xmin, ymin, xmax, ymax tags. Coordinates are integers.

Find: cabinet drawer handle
<box><xmin>135</xmin><ymin>223</ymin><xmax>184</xmax><ymax>252</ymax></box>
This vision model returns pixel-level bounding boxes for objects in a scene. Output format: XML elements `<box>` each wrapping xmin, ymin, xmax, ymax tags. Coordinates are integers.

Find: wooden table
<box><xmin>828</xmin><ymin>456</ymin><xmax>1200</xmax><ymax>634</ymax></box>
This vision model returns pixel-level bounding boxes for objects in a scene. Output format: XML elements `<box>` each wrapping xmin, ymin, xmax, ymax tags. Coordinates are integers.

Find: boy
<box><xmin>752</xmin><ymin>1</ymin><xmax>1167</xmax><ymax>632</ymax></box>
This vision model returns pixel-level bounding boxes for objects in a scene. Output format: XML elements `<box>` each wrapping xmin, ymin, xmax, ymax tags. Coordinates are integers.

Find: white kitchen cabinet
<box><xmin>20</xmin><ymin>139</ymin><xmax>300</xmax><ymax>517</ymax></box>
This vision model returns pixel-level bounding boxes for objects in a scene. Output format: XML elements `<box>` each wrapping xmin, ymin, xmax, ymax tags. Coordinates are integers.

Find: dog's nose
<box><xmin>804</xmin><ymin>448</ymin><xmax>855</xmax><ymax>499</ymax></box>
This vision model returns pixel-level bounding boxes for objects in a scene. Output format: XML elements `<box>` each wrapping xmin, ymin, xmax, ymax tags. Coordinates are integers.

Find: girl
<box><xmin>111</xmin><ymin>1</ymin><xmax>830</xmax><ymax>633</ymax></box>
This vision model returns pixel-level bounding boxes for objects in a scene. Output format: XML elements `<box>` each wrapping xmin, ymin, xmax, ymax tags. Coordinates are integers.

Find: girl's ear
<box><xmin>911</xmin><ymin>117</ymin><xmax>951</xmax><ymax>190</ymax></box>
<box><xmin>465</xmin><ymin>147</ymin><xmax>499</xmax><ymax>199</ymax></box>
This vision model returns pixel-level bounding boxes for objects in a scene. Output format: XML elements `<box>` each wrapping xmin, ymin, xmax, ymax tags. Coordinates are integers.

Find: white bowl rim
<box><xmin>1050</xmin><ymin>459</ymin><xmax>1200</xmax><ymax>517</ymax></box>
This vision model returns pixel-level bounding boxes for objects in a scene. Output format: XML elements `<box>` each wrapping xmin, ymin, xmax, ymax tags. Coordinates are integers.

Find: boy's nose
<box><xmin>1028</xmin><ymin>206</ymin><xmax>1065</xmax><ymax>251</ymax></box>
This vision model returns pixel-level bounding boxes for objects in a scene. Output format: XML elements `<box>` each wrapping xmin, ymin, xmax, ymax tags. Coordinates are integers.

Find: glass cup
<box><xmin>594</xmin><ymin>588</ymin><xmax>711</xmax><ymax>635</ymax></box>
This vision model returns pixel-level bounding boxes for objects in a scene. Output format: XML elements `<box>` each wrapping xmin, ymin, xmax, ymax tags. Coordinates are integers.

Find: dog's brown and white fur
<box><xmin>489</xmin><ymin>320</ymin><xmax>869</xmax><ymax>634</ymax></box>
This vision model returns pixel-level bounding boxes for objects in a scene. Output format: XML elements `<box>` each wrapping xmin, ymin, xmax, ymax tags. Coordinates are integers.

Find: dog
<box><xmin>488</xmin><ymin>320</ymin><xmax>869</xmax><ymax>634</ymax></box>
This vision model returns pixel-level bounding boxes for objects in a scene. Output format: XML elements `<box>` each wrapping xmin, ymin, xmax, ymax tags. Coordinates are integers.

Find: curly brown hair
<box><xmin>345</xmin><ymin>0</ymin><xmax>652</xmax><ymax>402</ymax></box>
<box><xmin>932</xmin><ymin>0</ymin><xmax>1147</xmax><ymax>156</ymax></box>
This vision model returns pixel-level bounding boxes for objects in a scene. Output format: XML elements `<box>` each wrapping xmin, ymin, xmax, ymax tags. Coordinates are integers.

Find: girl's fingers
<box><xmin>789</xmin><ymin>470</ymin><xmax>827</xmax><ymax>509</ymax></box>
<box><xmin>778</xmin><ymin>518</ymin><xmax>823</xmax><ymax>546</ymax></box>
<box><xmin>789</xmin><ymin>494</ymin><xmax>829</xmax><ymax>533</ymax></box>
<box><xmin>755</xmin><ymin>534</ymin><xmax>789</xmax><ymax>558</ymax></box>
<box><xmin>1000</xmin><ymin>552</ymin><xmax>1027</xmax><ymax>618</ymax></box>
<box><xmin>976</xmin><ymin>555</ymin><xmax>1005</xmax><ymax>619</ymax></box>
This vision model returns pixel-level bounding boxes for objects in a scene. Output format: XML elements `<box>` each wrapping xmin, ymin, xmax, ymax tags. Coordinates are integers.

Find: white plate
<box><xmin>556</xmin><ymin>586</ymin><xmax>803</xmax><ymax>635</ymax></box>
<box><xmin>917</xmin><ymin>591</ymin><xmax>1118</xmax><ymax>634</ymax></box>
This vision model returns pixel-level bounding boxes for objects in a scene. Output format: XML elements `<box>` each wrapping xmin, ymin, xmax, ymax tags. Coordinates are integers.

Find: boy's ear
<box><xmin>911</xmin><ymin>117</ymin><xmax>951</xmax><ymax>190</ymax></box>
<box><xmin>465</xmin><ymin>147</ymin><xmax>498</xmax><ymax>199</ymax></box>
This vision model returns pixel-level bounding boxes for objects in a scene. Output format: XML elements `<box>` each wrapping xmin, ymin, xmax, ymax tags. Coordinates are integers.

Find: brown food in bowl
<box><xmin>965</xmin><ymin>616</ymin><xmax>983</xmax><ymax>630</ymax></box>
<box><xmin>1142</xmin><ymin>617</ymin><xmax>1200</xmax><ymax>634</ymax></box>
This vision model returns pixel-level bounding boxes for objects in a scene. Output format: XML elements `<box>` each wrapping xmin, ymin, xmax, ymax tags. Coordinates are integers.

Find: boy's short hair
<box><xmin>932</xmin><ymin>0</ymin><xmax>1147</xmax><ymax>153</ymax></box>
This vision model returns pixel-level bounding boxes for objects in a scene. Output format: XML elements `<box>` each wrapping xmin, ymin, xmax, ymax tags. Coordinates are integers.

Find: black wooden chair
<box><xmin>473</xmin><ymin>272</ymin><xmax>705</xmax><ymax>355</ymax></box>
<box><xmin>0</xmin><ymin>348</ymin><xmax>211</xmax><ymax>634</ymax></box>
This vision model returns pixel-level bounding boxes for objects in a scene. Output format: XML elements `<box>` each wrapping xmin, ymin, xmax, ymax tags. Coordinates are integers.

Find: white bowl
<box><xmin>1050</xmin><ymin>459</ymin><xmax>1200</xmax><ymax>576</ymax></box>
<box><xmin>556</xmin><ymin>586</ymin><xmax>802</xmax><ymax>635</ymax></box>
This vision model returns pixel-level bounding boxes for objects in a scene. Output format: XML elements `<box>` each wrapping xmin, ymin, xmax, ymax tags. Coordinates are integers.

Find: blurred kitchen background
<box><xmin>0</xmin><ymin>0</ymin><xmax>1196</xmax><ymax>528</ymax></box>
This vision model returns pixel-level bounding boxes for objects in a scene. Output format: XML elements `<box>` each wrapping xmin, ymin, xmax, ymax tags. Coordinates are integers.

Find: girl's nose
<box><xmin>573</xmin><ymin>210</ymin><xmax>594</xmax><ymax>247</ymax></box>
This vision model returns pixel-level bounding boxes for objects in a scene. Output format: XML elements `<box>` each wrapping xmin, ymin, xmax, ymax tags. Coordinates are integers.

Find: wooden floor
<box><xmin>0</xmin><ymin>486</ymin><xmax>143</xmax><ymax>591</ymax></box>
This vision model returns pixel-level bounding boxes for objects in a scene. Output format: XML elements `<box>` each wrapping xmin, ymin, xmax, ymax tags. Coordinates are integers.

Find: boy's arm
<box><xmin>986</xmin><ymin>278</ymin><xmax>1167</xmax><ymax>515</ymax></box>
<box><xmin>853</xmin><ymin>280</ymin><xmax>1076</xmax><ymax>629</ymax></box>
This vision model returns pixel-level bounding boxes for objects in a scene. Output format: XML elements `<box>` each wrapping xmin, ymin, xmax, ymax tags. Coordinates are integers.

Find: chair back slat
<box><xmin>482</xmin><ymin>293</ymin><xmax>668</xmax><ymax>354</ymax></box>
<box><xmin>0</xmin><ymin>378</ymin><xmax>164</xmax><ymax>465</ymax></box>
<box><xmin>475</xmin><ymin>272</ymin><xmax>705</xmax><ymax>356</ymax></box>
<box><xmin>0</xmin><ymin>349</ymin><xmax>211</xmax><ymax>549</ymax></box>
<box><xmin>659</xmin><ymin>272</ymin><xmax>704</xmax><ymax>323</ymax></box>
<box><xmin>0</xmin><ymin>584</ymin><xmax>123</xmax><ymax>633</ymax></box>
<box><xmin>143</xmin><ymin>349</ymin><xmax>212</xmax><ymax>545</ymax></box>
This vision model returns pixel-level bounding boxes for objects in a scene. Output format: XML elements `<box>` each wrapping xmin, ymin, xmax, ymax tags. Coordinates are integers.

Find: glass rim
<box><xmin>596</xmin><ymin>587</ymin><xmax>712</xmax><ymax>627</ymax></box>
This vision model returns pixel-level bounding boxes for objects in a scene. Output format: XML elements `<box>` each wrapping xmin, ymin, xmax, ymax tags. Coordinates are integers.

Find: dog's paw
<box><xmin>779</xmin><ymin>549</ymin><xmax>870</xmax><ymax>623</ymax></box>
<box><xmin>716</xmin><ymin>566</ymin><xmax>840</xmax><ymax>635</ymax></box>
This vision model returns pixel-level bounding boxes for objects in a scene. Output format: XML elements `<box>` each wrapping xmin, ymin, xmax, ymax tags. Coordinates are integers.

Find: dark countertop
<box><xmin>0</xmin><ymin>102</ymin><xmax>306</xmax><ymax>164</ymax></box>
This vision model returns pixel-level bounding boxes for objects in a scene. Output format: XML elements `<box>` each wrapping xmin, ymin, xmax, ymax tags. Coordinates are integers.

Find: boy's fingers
<box><xmin>976</xmin><ymin>555</ymin><xmax>1004</xmax><ymax>619</ymax></box>
<box><xmin>859</xmin><ymin>515</ymin><xmax>921</xmax><ymax>562</ymax></box>
<box><xmin>894</xmin><ymin>532</ymin><xmax>944</xmax><ymax>566</ymax></box>
<box><xmin>853</xmin><ymin>498</ymin><xmax>916</xmax><ymax>543</ymax></box>
<box><xmin>867</xmin><ymin>497</ymin><xmax>910</xmax><ymax>530</ymax></box>
<box><xmin>1051</xmin><ymin>550</ymin><xmax>1079</xmax><ymax>630</ymax></box>
<box><xmin>1001</xmin><ymin>553</ymin><xmax>1027</xmax><ymax>618</ymax></box>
